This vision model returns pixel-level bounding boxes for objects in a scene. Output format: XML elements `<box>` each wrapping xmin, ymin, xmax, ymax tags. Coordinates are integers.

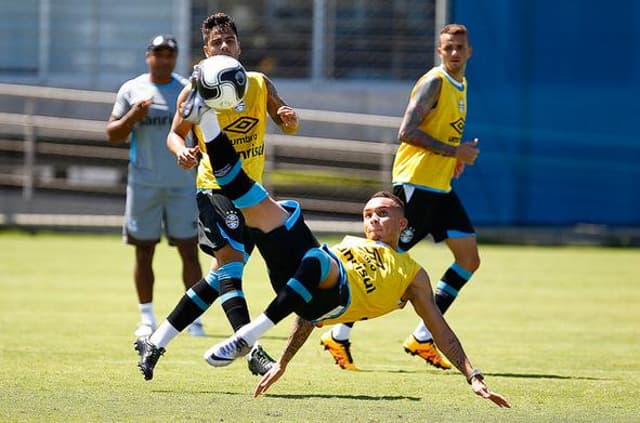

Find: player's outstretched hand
<box><xmin>254</xmin><ymin>362</ymin><xmax>286</xmax><ymax>397</ymax></box>
<box><xmin>471</xmin><ymin>378</ymin><xmax>512</xmax><ymax>408</ymax></box>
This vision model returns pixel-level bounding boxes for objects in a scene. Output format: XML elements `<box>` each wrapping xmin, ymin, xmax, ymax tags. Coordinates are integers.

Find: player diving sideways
<box><xmin>135</xmin><ymin>75</ymin><xmax>511</xmax><ymax>407</ymax></box>
<box><xmin>206</xmin><ymin>94</ymin><xmax>510</xmax><ymax>405</ymax></box>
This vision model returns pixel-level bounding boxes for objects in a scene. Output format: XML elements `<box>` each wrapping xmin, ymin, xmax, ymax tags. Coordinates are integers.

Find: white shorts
<box><xmin>123</xmin><ymin>183</ymin><xmax>198</xmax><ymax>244</ymax></box>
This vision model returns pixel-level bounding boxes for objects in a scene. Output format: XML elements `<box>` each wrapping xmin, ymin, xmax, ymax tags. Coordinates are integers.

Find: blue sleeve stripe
<box><xmin>232</xmin><ymin>183</ymin><xmax>269</xmax><ymax>209</ymax></box>
<box><xmin>304</xmin><ymin>248</ymin><xmax>331</xmax><ymax>281</ymax></box>
<box><xmin>436</xmin><ymin>281</ymin><xmax>459</xmax><ymax>298</ymax></box>
<box><xmin>217</xmin><ymin>262</ymin><xmax>244</xmax><ymax>280</ymax></box>
<box><xmin>446</xmin><ymin>229</ymin><xmax>476</xmax><ymax>239</ymax></box>
<box><xmin>219</xmin><ymin>290</ymin><xmax>246</xmax><ymax>303</ymax></box>
<box><xmin>215</xmin><ymin>160</ymin><xmax>243</xmax><ymax>186</ymax></box>
<box><xmin>187</xmin><ymin>288</ymin><xmax>209</xmax><ymax>311</ymax></box>
<box><xmin>205</xmin><ymin>271</ymin><xmax>220</xmax><ymax>292</ymax></box>
<box><xmin>287</xmin><ymin>278</ymin><xmax>312</xmax><ymax>303</ymax></box>
<box><xmin>451</xmin><ymin>263</ymin><xmax>473</xmax><ymax>280</ymax></box>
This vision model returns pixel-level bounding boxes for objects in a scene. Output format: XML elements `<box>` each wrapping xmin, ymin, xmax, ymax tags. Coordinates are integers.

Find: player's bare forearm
<box><xmin>264</xmin><ymin>76</ymin><xmax>298</xmax><ymax>134</ymax></box>
<box><xmin>430</xmin><ymin>322</ymin><xmax>472</xmax><ymax>375</ymax></box>
<box><xmin>106</xmin><ymin>114</ymin><xmax>135</xmax><ymax>144</ymax></box>
<box><xmin>405</xmin><ymin>270</ymin><xmax>472</xmax><ymax>376</ymax></box>
<box><xmin>398</xmin><ymin>75</ymin><xmax>456</xmax><ymax>156</ymax></box>
<box><xmin>279</xmin><ymin>316</ymin><xmax>314</xmax><ymax>367</ymax></box>
<box><xmin>401</xmin><ymin>129</ymin><xmax>457</xmax><ymax>156</ymax></box>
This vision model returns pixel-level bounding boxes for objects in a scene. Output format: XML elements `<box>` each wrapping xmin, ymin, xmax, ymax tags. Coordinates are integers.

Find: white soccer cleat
<box><xmin>187</xmin><ymin>321</ymin><xmax>206</xmax><ymax>337</ymax></box>
<box><xmin>204</xmin><ymin>335</ymin><xmax>252</xmax><ymax>367</ymax></box>
<box><xmin>134</xmin><ymin>322</ymin><xmax>155</xmax><ymax>338</ymax></box>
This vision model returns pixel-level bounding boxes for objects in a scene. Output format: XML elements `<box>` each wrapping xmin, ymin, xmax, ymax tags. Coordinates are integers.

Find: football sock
<box><xmin>235</xmin><ymin>313</ymin><xmax>275</xmax><ymax>347</ymax></box>
<box><xmin>202</xmin><ymin>112</ymin><xmax>267</xmax><ymax>208</ymax></box>
<box><xmin>217</xmin><ymin>262</ymin><xmax>250</xmax><ymax>331</ymax></box>
<box><xmin>139</xmin><ymin>302</ymin><xmax>155</xmax><ymax>327</ymax></box>
<box><xmin>149</xmin><ymin>321</ymin><xmax>180</xmax><ymax>349</ymax></box>
<box><xmin>413</xmin><ymin>321</ymin><xmax>433</xmax><ymax>342</ymax></box>
<box><xmin>167</xmin><ymin>270</ymin><xmax>220</xmax><ymax>331</ymax></box>
<box><xmin>435</xmin><ymin>262</ymin><xmax>473</xmax><ymax>313</ymax></box>
<box><xmin>264</xmin><ymin>247</ymin><xmax>331</xmax><ymax>324</ymax></box>
<box><xmin>332</xmin><ymin>323</ymin><xmax>353</xmax><ymax>341</ymax></box>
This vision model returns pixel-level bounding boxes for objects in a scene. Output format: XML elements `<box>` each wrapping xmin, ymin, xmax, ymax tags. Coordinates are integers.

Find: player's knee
<box><xmin>457</xmin><ymin>254</ymin><xmax>480</xmax><ymax>273</ymax></box>
<box><xmin>302</xmin><ymin>248</ymin><xmax>332</xmax><ymax>281</ymax></box>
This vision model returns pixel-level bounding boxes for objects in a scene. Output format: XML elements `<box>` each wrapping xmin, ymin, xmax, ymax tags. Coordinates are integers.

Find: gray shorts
<box><xmin>123</xmin><ymin>183</ymin><xmax>198</xmax><ymax>245</ymax></box>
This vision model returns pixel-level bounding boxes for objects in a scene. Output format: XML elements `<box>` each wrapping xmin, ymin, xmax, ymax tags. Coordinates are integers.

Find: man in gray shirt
<box><xmin>107</xmin><ymin>34</ymin><xmax>203</xmax><ymax>338</ymax></box>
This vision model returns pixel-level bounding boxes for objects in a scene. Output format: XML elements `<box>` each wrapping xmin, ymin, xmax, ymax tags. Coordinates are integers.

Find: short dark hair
<box><xmin>369</xmin><ymin>191</ymin><xmax>405</xmax><ymax>212</ymax></box>
<box><xmin>201</xmin><ymin>12</ymin><xmax>239</xmax><ymax>43</ymax></box>
<box><xmin>440</xmin><ymin>23</ymin><xmax>468</xmax><ymax>37</ymax></box>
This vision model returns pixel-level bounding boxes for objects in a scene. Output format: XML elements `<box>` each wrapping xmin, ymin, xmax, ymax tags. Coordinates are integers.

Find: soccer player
<box><xmin>322</xmin><ymin>23</ymin><xmax>481</xmax><ymax>371</ymax></box>
<box><xmin>137</xmin><ymin>105</ymin><xmax>511</xmax><ymax>408</ymax></box>
<box><xmin>135</xmin><ymin>13</ymin><xmax>298</xmax><ymax>378</ymax></box>
<box><xmin>106</xmin><ymin>34</ymin><xmax>203</xmax><ymax>338</ymax></box>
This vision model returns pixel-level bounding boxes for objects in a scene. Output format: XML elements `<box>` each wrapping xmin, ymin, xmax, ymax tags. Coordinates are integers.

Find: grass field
<box><xmin>1</xmin><ymin>231</ymin><xmax>639</xmax><ymax>422</ymax></box>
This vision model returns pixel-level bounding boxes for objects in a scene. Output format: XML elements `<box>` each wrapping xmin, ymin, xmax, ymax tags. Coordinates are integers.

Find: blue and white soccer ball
<box><xmin>196</xmin><ymin>55</ymin><xmax>248</xmax><ymax>110</ymax></box>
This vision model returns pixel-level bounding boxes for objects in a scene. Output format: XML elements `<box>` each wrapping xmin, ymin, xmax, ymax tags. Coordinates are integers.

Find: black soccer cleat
<box><xmin>247</xmin><ymin>343</ymin><xmax>276</xmax><ymax>376</ymax></box>
<box><xmin>134</xmin><ymin>337</ymin><xmax>165</xmax><ymax>381</ymax></box>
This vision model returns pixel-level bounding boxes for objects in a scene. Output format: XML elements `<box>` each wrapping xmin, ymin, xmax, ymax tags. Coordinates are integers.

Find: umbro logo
<box><xmin>450</xmin><ymin>118</ymin><xmax>465</xmax><ymax>135</ymax></box>
<box><xmin>224</xmin><ymin>117</ymin><xmax>259</xmax><ymax>134</ymax></box>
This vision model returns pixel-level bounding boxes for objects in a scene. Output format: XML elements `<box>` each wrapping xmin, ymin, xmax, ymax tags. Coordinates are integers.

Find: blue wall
<box><xmin>451</xmin><ymin>1</ymin><xmax>639</xmax><ymax>226</ymax></box>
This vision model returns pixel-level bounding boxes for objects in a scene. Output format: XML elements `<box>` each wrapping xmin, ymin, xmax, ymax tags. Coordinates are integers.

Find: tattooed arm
<box><xmin>398</xmin><ymin>76</ymin><xmax>479</xmax><ymax>164</ymax></box>
<box><xmin>397</xmin><ymin>76</ymin><xmax>455</xmax><ymax>155</ymax></box>
<box><xmin>403</xmin><ymin>268</ymin><xmax>511</xmax><ymax>408</ymax></box>
<box><xmin>254</xmin><ymin>316</ymin><xmax>314</xmax><ymax>397</ymax></box>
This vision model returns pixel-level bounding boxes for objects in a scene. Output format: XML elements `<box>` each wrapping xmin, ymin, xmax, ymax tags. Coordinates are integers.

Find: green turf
<box><xmin>1</xmin><ymin>231</ymin><xmax>638</xmax><ymax>422</ymax></box>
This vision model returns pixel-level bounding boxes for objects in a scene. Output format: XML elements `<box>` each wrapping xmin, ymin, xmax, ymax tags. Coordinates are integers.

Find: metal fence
<box><xmin>1</xmin><ymin>0</ymin><xmax>447</xmax><ymax>90</ymax></box>
<box><xmin>0</xmin><ymin>82</ymin><xmax>400</xmax><ymax>231</ymax></box>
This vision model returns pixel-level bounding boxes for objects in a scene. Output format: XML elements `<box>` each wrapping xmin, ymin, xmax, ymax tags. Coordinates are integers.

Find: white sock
<box><xmin>413</xmin><ymin>321</ymin><xmax>433</xmax><ymax>342</ymax></box>
<box><xmin>192</xmin><ymin>316</ymin><xmax>203</xmax><ymax>325</ymax></box>
<box><xmin>236</xmin><ymin>313</ymin><xmax>275</xmax><ymax>346</ymax></box>
<box><xmin>149</xmin><ymin>321</ymin><xmax>180</xmax><ymax>349</ymax></box>
<box><xmin>200</xmin><ymin>109</ymin><xmax>221</xmax><ymax>141</ymax></box>
<box><xmin>139</xmin><ymin>302</ymin><xmax>155</xmax><ymax>327</ymax></box>
<box><xmin>331</xmin><ymin>324</ymin><xmax>352</xmax><ymax>341</ymax></box>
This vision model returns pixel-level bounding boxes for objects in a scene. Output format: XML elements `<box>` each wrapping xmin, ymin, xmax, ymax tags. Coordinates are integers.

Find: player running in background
<box><xmin>106</xmin><ymin>34</ymin><xmax>203</xmax><ymax>338</ymax></box>
<box><xmin>136</xmin><ymin>105</ymin><xmax>510</xmax><ymax>408</ymax></box>
<box><xmin>322</xmin><ymin>24</ymin><xmax>481</xmax><ymax>371</ymax></box>
<box><xmin>136</xmin><ymin>12</ymin><xmax>299</xmax><ymax>378</ymax></box>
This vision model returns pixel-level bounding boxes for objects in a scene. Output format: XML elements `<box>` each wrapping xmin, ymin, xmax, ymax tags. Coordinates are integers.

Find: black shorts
<box><xmin>196</xmin><ymin>189</ymin><xmax>255</xmax><ymax>257</ymax></box>
<box><xmin>393</xmin><ymin>184</ymin><xmax>475</xmax><ymax>250</ymax></box>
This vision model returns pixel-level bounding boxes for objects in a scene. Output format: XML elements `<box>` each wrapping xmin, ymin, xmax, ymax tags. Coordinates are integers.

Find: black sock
<box><xmin>435</xmin><ymin>264</ymin><xmax>472</xmax><ymax>314</ymax></box>
<box><xmin>167</xmin><ymin>278</ymin><xmax>219</xmax><ymax>331</ymax></box>
<box><xmin>219</xmin><ymin>277</ymin><xmax>250</xmax><ymax>331</ymax></box>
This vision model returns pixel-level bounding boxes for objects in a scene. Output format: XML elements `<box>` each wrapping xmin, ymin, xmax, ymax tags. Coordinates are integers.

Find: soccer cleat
<box><xmin>134</xmin><ymin>337</ymin><xmax>165</xmax><ymax>381</ymax></box>
<box><xmin>246</xmin><ymin>343</ymin><xmax>276</xmax><ymax>376</ymax></box>
<box><xmin>134</xmin><ymin>322</ymin><xmax>155</xmax><ymax>338</ymax></box>
<box><xmin>402</xmin><ymin>335</ymin><xmax>452</xmax><ymax>370</ymax></box>
<box><xmin>187</xmin><ymin>321</ymin><xmax>206</xmax><ymax>337</ymax></box>
<box><xmin>203</xmin><ymin>335</ymin><xmax>252</xmax><ymax>367</ymax></box>
<box><xmin>320</xmin><ymin>331</ymin><xmax>359</xmax><ymax>371</ymax></box>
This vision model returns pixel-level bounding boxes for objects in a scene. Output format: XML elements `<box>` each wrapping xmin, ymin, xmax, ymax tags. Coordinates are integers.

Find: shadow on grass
<box><xmin>153</xmin><ymin>389</ymin><xmax>420</xmax><ymax>401</ymax></box>
<box><xmin>197</xmin><ymin>332</ymin><xmax>289</xmax><ymax>341</ymax></box>
<box><xmin>263</xmin><ymin>393</ymin><xmax>421</xmax><ymax>401</ymax></box>
<box><xmin>489</xmin><ymin>372</ymin><xmax>608</xmax><ymax>381</ymax></box>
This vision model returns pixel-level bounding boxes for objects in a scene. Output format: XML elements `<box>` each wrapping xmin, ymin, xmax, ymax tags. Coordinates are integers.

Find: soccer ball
<box><xmin>196</xmin><ymin>55</ymin><xmax>248</xmax><ymax>110</ymax></box>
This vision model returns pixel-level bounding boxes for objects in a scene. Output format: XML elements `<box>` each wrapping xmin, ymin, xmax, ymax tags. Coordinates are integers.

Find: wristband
<box><xmin>467</xmin><ymin>368</ymin><xmax>484</xmax><ymax>384</ymax></box>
